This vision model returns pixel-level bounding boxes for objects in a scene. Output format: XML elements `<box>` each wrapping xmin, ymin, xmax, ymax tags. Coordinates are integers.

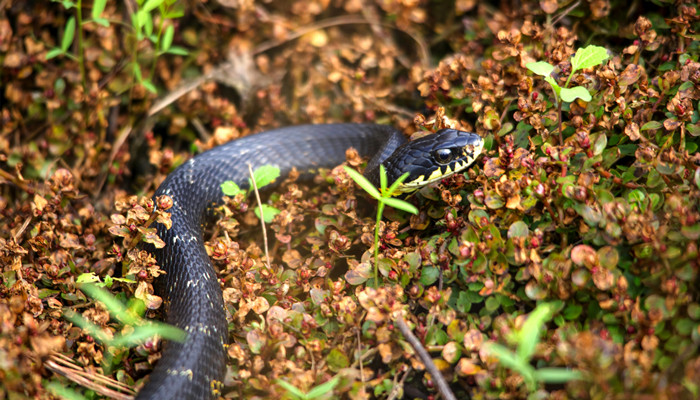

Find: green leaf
<box><xmin>276</xmin><ymin>380</ymin><xmax>305</xmax><ymax>398</ymax></box>
<box><xmin>141</xmin><ymin>79</ymin><xmax>157</xmax><ymax>94</ymax></box>
<box><xmin>61</xmin><ymin>16</ymin><xmax>76</xmax><ymax>52</ymax></box>
<box><xmin>570</xmin><ymin>45</ymin><xmax>609</xmax><ymax>72</ymax></box>
<box><xmin>45</xmin><ymin>48</ymin><xmax>66</xmax><ymax>60</ymax></box>
<box><xmin>517</xmin><ymin>303</ymin><xmax>554</xmax><ymax>361</ymax></box>
<box><xmin>76</xmin><ymin>273</ymin><xmax>102</xmax><ymax>284</ymax></box>
<box><xmin>563</xmin><ymin>304</ymin><xmax>583</xmax><ymax>320</ymax></box>
<box><xmin>142</xmin><ymin>0</ymin><xmax>165</xmax><ymax>12</ymax></box>
<box><xmin>250</xmin><ymin>165</ymin><xmax>280</xmax><ymax>189</ymax></box>
<box><xmin>46</xmin><ymin>382</ymin><xmax>85</xmax><ymax>400</ymax></box>
<box><xmin>592</xmin><ymin>133</ymin><xmax>607</xmax><ymax>156</ymax></box>
<box><xmin>132</xmin><ymin>63</ymin><xmax>143</xmax><ymax>81</ymax></box>
<box><xmin>163</xmin><ymin>8</ymin><xmax>185</xmax><ymax>19</ymax></box>
<box><xmin>79</xmin><ymin>284</ymin><xmax>145</xmax><ymax>326</ymax></box>
<box><xmin>419</xmin><ymin>266</ymin><xmax>439</xmax><ymax>286</ymax></box>
<box><xmin>165</xmin><ymin>46</ymin><xmax>188</xmax><ymax>56</ymax></box>
<box><xmin>91</xmin><ymin>0</ymin><xmax>107</xmax><ymax>20</ymax></box>
<box><xmin>221</xmin><ymin>180</ymin><xmax>244</xmax><ymax>196</ymax></box>
<box><xmin>161</xmin><ymin>24</ymin><xmax>174</xmax><ymax>52</ymax></box>
<box><xmin>110</xmin><ymin>323</ymin><xmax>186</xmax><ymax>347</ymax></box>
<box><xmin>641</xmin><ymin>120</ymin><xmax>663</xmax><ymax>131</ymax></box>
<box><xmin>483</xmin><ymin>343</ymin><xmax>536</xmax><ymax>388</ymax></box>
<box><xmin>64</xmin><ymin>311</ymin><xmax>111</xmax><ymax>344</ymax></box>
<box><xmin>254</xmin><ymin>204</ymin><xmax>280</xmax><ymax>223</ymax></box>
<box><xmin>54</xmin><ymin>0</ymin><xmax>76</xmax><ymax>9</ymax></box>
<box><xmin>485</xmin><ymin>296</ymin><xmax>500</xmax><ymax>312</ymax></box>
<box><xmin>533</xmin><ymin>368</ymin><xmax>582</xmax><ymax>383</ymax></box>
<box><xmin>93</xmin><ymin>17</ymin><xmax>110</xmax><ymax>27</ymax></box>
<box><xmin>526</xmin><ymin>61</ymin><xmax>555</xmax><ymax>77</ymax></box>
<box><xmin>379</xmin><ymin>164</ymin><xmax>388</xmax><ymax>192</ymax></box>
<box><xmin>381</xmin><ymin>197</ymin><xmax>418</xmax><ymax>215</ymax></box>
<box><xmin>306</xmin><ymin>376</ymin><xmax>340</xmax><ymax>398</ymax></box>
<box><xmin>344</xmin><ymin>166</ymin><xmax>380</xmax><ymax>200</ymax></box>
<box><xmin>627</xmin><ymin>189</ymin><xmax>646</xmax><ymax>210</ymax></box>
<box><xmin>686</xmin><ymin>123</ymin><xmax>700</xmax><ymax>137</ymax></box>
<box><xmin>559</xmin><ymin>86</ymin><xmax>592</xmax><ymax>102</ymax></box>
<box><xmin>507</xmin><ymin>221</ymin><xmax>529</xmax><ymax>238</ymax></box>
<box><xmin>386</xmin><ymin>171</ymin><xmax>410</xmax><ymax>197</ymax></box>
<box><xmin>544</xmin><ymin>76</ymin><xmax>561</xmax><ymax>96</ymax></box>
<box><xmin>143</xmin><ymin>12</ymin><xmax>154</xmax><ymax>38</ymax></box>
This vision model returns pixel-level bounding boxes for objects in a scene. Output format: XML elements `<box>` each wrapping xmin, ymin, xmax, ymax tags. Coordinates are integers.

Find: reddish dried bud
<box><xmin>84</xmin><ymin>234</ymin><xmax>96</xmax><ymax>247</ymax></box>
<box><xmin>45</xmin><ymin>264</ymin><xmax>59</xmax><ymax>278</ymax></box>
<box><xmin>138</xmin><ymin>270</ymin><xmax>148</xmax><ymax>280</ymax></box>
<box><xmin>580</xmin><ymin>136</ymin><xmax>591</xmax><ymax>149</ymax></box>
<box><xmin>157</xmin><ymin>195</ymin><xmax>173</xmax><ymax>211</ymax></box>
<box><xmin>473</xmin><ymin>188</ymin><xmax>485</xmax><ymax>202</ymax></box>
<box><xmin>535</xmin><ymin>183</ymin><xmax>547</xmax><ymax>197</ymax></box>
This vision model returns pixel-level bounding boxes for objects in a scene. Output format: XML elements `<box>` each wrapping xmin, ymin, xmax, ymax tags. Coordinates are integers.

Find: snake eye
<box><xmin>433</xmin><ymin>148</ymin><xmax>454</xmax><ymax>165</ymax></box>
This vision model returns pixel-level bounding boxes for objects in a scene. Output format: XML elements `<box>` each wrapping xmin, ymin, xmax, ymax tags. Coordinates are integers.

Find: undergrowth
<box><xmin>0</xmin><ymin>1</ymin><xmax>699</xmax><ymax>399</ymax></box>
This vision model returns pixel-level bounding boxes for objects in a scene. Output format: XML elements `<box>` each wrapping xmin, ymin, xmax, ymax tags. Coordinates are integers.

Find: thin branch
<box><xmin>247</xmin><ymin>163</ymin><xmax>272</xmax><ymax>270</ymax></box>
<box><xmin>395</xmin><ymin>316</ymin><xmax>459</xmax><ymax>400</ymax></box>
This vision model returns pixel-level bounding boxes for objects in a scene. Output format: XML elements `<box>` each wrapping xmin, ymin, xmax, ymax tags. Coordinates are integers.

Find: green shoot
<box><xmin>526</xmin><ymin>45</ymin><xmax>609</xmax><ymax>143</ymax></box>
<box><xmin>343</xmin><ymin>165</ymin><xmax>418</xmax><ymax>287</ymax></box>
<box><xmin>77</xmin><ymin>271</ymin><xmax>136</xmax><ymax>288</ymax></box>
<box><xmin>276</xmin><ymin>376</ymin><xmax>340</xmax><ymax>400</ymax></box>
<box><xmin>220</xmin><ymin>165</ymin><xmax>282</xmax><ymax>223</ymax></box>
<box><xmin>483</xmin><ymin>303</ymin><xmax>583</xmax><ymax>392</ymax></box>
<box><xmin>65</xmin><ymin>284</ymin><xmax>186</xmax><ymax>373</ymax></box>
<box><xmin>47</xmin><ymin>0</ymin><xmax>188</xmax><ymax>95</ymax></box>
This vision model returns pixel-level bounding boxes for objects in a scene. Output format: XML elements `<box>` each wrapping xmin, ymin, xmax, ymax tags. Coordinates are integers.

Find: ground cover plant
<box><xmin>1</xmin><ymin>0</ymin><xmax>699</xmax><ymax>399</ymax></box>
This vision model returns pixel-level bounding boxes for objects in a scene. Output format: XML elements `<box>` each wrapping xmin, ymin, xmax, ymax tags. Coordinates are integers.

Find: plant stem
<box><xmin>373</xmin><ymin>202</ymin><xmax>384</xmax><ymax>289</ymax></box>
<box><xmin>150</xmin><ymin>8</ymin><xmax>166</xmax><ymax>80</ymax></box>
<box><xmin>557</xmin><ymin>99</ymin><xmax>563</xmax><ymax>145</ymax></box>
<box><xmin>76</xmin><ymin>0</ymin><xmax>87</xmax><ymax>93</ymax></box>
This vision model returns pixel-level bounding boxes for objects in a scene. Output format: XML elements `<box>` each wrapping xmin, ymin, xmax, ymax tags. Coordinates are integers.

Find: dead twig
<box><xmin>395</xmin><ymin>316</ymin><xmax>459</xmax><ymax>400</ymax></box>
<box><xmin>46</xmin><ymin>352</ymin><xmax>135</xmax><ymax>400</ymax></box>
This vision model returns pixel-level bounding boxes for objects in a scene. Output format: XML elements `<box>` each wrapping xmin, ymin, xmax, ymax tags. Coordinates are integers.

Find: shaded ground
<box><xmin>1</xmin><ymin>1</ymin><xmax>699</xmax><ymax>399</ymax></box>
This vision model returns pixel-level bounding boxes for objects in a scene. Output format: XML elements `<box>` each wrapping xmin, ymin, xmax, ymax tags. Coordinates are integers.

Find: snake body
<box><xmin>137</xmin><ymin>124</ymin><xmax>483</xmax><ymax>399</ymax></box>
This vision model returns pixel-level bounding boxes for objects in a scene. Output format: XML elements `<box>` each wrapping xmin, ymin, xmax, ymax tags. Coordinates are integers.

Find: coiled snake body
<box><xmin>138</xmin><ymin>124</ymin><xmax>483</xmax><ymax>399</ymax></box>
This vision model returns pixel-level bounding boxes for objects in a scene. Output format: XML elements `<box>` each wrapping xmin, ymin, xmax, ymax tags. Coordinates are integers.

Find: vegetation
<box><xmin>0</xmin><ymin>1</ymin><xmax>698</xmax><ymax>399</ymax></box>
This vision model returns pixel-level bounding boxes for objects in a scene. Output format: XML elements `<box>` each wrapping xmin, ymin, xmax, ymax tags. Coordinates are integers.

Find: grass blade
<box><xmin>344</xmin><ymin>166</ymin><xmax>380</xmax><ymax>199</ymax></box>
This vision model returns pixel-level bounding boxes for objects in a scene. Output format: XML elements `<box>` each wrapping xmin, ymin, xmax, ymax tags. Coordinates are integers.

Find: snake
<box><xmin>137</xmin><ymin>123</ymin><xmax>484</xmax><ymax>399</ymax></box>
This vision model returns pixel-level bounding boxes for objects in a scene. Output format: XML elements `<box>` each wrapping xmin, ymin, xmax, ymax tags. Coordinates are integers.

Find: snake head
<box><xmin>383</xmin><ymin>129</ymin><xmax>484</xmax><ymax>195</ymax></box>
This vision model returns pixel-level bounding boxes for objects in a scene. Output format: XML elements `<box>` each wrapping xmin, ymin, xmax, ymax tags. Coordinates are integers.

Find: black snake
<box><xmin>137</xmin><ymin>123</ymin><xmax>483</xmax><ymax>399</ymax></box>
